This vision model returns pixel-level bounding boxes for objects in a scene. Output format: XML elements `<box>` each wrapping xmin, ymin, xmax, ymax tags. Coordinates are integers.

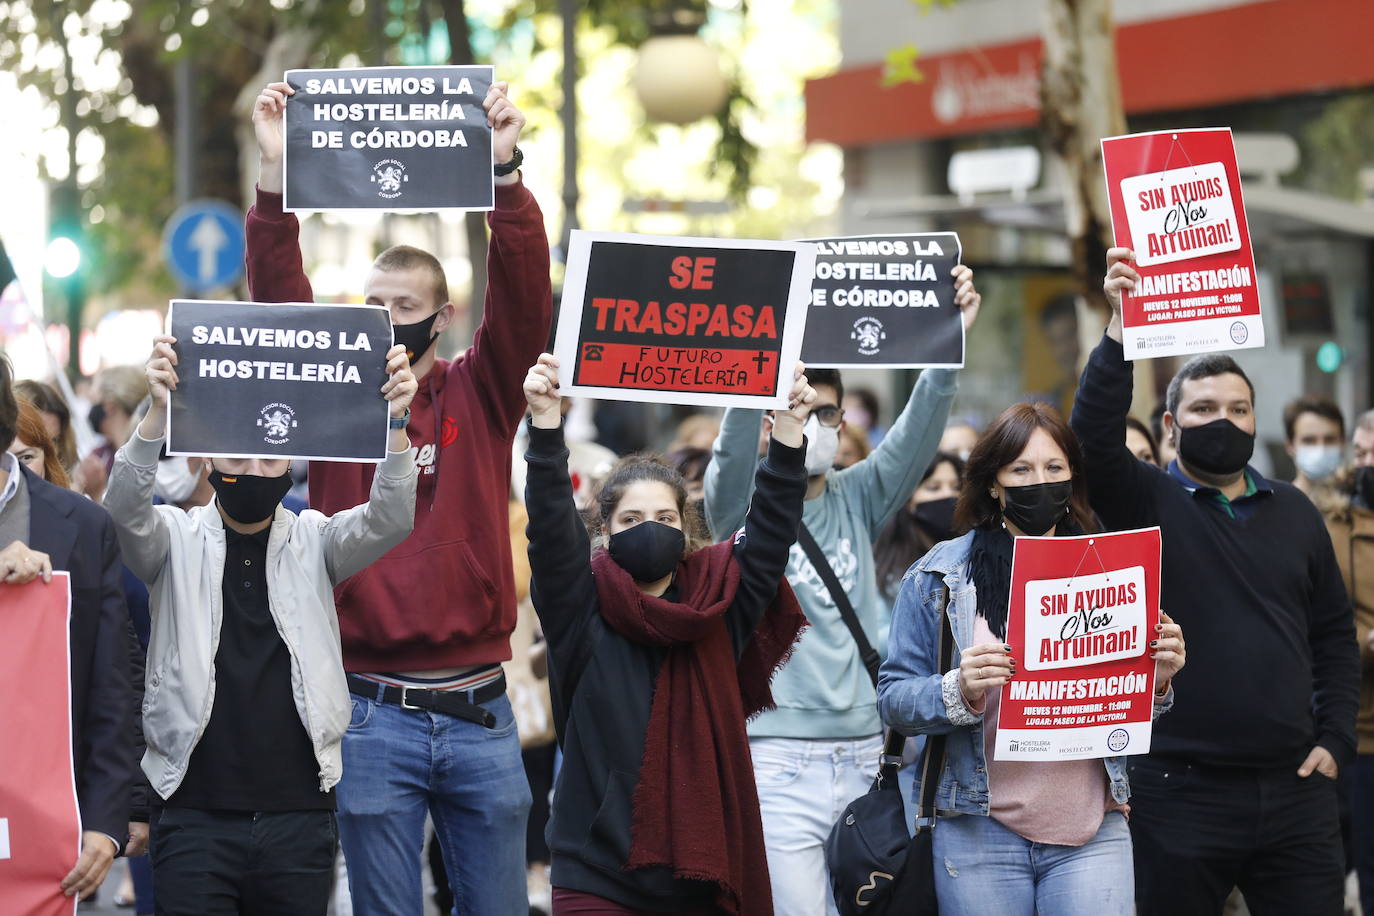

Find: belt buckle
<box><xmin>400</xmin><ymin>686</ymin><xmax>423</xmax><ymax>710</ymax></box>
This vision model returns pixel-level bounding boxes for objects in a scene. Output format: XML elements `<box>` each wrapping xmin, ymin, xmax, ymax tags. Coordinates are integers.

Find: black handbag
<box><xmin>798</xmin><ymin>524</ymin><xmax>952</xmax><ymax>916</ymax></box>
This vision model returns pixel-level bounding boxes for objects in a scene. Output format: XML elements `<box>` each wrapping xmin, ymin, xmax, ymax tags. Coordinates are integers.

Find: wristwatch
<box><xmin>389</xmin><ymin>410</ymin><xmax>411</xmax><ymax>430</ymax></box>
<box><xmin>494</xmin><ymin>146</ymin><xmax>524</xmax><ymax>177</ymax></box>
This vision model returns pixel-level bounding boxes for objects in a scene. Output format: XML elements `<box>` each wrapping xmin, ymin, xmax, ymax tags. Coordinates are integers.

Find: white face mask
<box><xmin>1294</xmin><ymin>444</ymin><xmax>1343</xmax><ymax>482</ymax></box>
<box><xmin>802</xmin><ymin>415</ymin><xmax>840</xmax><ymax>477</ymax></box>
<box><xmin>154</xmin><ymin>457</ymin><xmax>200</xmax><ymax>504</ymax></box>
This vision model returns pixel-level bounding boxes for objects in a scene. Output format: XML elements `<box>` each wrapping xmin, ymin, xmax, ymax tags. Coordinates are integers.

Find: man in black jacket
<box><xmin>1069</xmin><ymin>248</ymin><xmax>1359</xmax><ymax>916</ymax></box>
<box><xmin>0</xmin><ymin>358</ymin><xmax>137</xmax><ymax>901</ymax></box>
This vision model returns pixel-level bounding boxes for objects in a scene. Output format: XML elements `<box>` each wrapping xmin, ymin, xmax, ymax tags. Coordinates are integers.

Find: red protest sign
<box><xmin>1101</xmin><ymin>128</ymin><xmax>1263</xmax><ymax>360</ymax></box>
<box><xmin>0</xmin><ymin>574</ymin><xmax>80</xmax><ymax>916</ymax></box>
<box><xmin>553</xmin><ymin>231</ymin><xmax>816</xmax><ymax>409</ymax></box>
<box><xmin>995</xmin><ymin>529</ymin><xmax>1160</xmax><ymax>761</ymax></box>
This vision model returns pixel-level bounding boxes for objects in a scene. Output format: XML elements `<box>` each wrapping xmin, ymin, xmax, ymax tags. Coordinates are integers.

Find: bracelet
<box><xmin>389</xmin><ymin>409</ymin><xmax>411</xmax><ymax>430</ymax></box>
<box><xmin>494</xmin><ymin>146</ymin><xmax>524</xmax><ymax>177</ymax></box>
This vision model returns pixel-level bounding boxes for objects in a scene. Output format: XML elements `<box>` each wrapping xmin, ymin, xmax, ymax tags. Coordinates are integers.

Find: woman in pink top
<box><xmin>876</xmin><ymin>403</ymin><xmax>1186</xmax><ymax>916</ymax></box>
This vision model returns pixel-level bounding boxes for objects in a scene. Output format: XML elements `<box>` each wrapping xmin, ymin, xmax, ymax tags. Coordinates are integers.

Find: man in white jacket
<box><xmin>105</xmin><ymin>334</ymin><xmax>418</xmax><ymax>916</ymax></box>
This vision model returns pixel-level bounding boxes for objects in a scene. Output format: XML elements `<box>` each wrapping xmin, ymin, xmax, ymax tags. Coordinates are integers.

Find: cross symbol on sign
<box><xmin>751</xmin><ymin>351</ymin><xmax>770</xmax><ymax>374</ymax></box>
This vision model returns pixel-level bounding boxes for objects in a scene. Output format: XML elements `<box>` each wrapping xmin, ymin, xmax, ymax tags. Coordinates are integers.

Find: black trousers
<box><xmin>1129</xmin><ymin>756</ymin><xmax>1344</xmax><ymax>916</ymax></box>
<box><xmin>150</xmin><ymin>807</ymin><xmax>337</xmax><ymax>916</ymax></box>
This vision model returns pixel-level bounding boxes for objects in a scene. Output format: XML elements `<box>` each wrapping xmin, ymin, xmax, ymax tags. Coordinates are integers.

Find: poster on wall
<box><xmin>1101</xmin><ymin>127</ymin><xmax>1263</xmax><ymax>360</ymax></box>
<box><xmin>995</xmin><ymin>528</ymin><xmax>1161</xmax><ymax>762</ymax></box>
<box><xmin>553</xmin><ymin>230</ymin><xmax>816</xmax><ymax>410</ymax></box>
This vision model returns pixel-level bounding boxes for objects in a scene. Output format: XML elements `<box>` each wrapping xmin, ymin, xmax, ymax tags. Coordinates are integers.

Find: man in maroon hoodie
<box><xmin>247</xmin><ymin>79</ymin><xmax>551</xmax><ymax>915</ymax></box>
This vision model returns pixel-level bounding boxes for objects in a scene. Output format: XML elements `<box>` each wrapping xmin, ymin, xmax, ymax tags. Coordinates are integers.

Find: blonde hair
<box><xmin>95</xmin><ymin>364</ymin><xmax>149</xmax><ymax>416</ymax></box>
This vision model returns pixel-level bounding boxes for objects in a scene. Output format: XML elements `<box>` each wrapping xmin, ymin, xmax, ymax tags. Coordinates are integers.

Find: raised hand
<box><xmin>1103</xmin><ymin>247</ymin><xmax>1139</xmax><ymax>343</ymax></box>
<box><xmin>253</xmin><ymin>80</ymin><xmax>295</xmax><ymax>193</ymax></box>
<box><xmin>770</xmin><ymin>362</ymin><xmax>817</xmax><ymax>449</ymax></box>
<box><xmin>952</xmin><ymin>264</ymin><xmax>981</xmax><ymax>331</ymax></box>
<box><xmin>381</xmin><ymin>344</ymin><xmax>418</xmax><ymax>418</ymax></box>
<box><xmin>523</xmin><ymin>353</ymin><xmax>562</xmax><ymax>429</ymax></box>
<box><xmin>484</xmin><ymin>81</ymin><xmax>525</xmax><ymax>166</ymax></box>
<box><xmin>145</xmin><ymin>335</ymin><xmax>179</xmax><ymax>408</ymax></box>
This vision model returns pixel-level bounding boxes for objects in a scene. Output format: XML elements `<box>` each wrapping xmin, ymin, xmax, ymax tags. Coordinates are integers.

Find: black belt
<box><xmin>347</xmin><ymin>672</ymin><xmax>504</xmax><ymax>728</ymax></box>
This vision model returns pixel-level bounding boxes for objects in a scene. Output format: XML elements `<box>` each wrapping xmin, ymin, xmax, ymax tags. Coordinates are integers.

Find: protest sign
<box><xmin>167</xmin><ymin>300</ymin><xmax>393</xmax><ymax>462</ymax></box>
<box><xmin>995</xmin><ymin>528</ymin><xmax>1161</xmax><ymax>762</ymax></box>
<box><xmin>1101</xmin><ymin>128</ymin><xmax>1263</xmax><ymax>359</ymax></box>
<box><xmin>283</xmin><ymin>65</ymin><xmax>494</xmax><ymax>212</ymax></box>
<box><xmin>0</xmin><ymin>574</ymin><xmax>79</xmax><ymax>916</ymax></box>
<box><xmin>800</xmin><ymin>233</ymin><xmax>964</xmax><ymax>368</ymax></box>
<box><xmin>553</xmin><ymin>231</ymin><xmax>816</xmax><ymax>410</ymax></box>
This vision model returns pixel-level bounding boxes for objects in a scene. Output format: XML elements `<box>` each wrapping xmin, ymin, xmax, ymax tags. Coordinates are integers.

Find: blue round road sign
<box><xmin>163</xmin><ymin>199</ymin><xmax>245</xmax><ymax>292</ymax></box>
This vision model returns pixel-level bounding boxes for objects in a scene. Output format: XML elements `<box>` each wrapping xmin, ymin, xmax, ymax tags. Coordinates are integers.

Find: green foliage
<box><xmin>1298</xmin><ymin>90</ymin><xmax>1374</xmax><ymax>202</ymax></box>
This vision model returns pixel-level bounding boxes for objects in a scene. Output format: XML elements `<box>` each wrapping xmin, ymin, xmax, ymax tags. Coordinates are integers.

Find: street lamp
<box><xmin>633</xmin><ymin>4</ymin><xmax>728</xmax><ymax>125</ymax></box>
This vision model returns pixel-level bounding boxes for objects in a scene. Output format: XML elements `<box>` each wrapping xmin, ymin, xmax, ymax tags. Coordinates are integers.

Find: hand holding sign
<box><xmin>953</xmin><ymin>264</ymin><xmax>981</xmax><ymax>330</ymax></box>
<box><xmin>1149</xmin><ymin>610</ymin><xmax>1186</xmax><ymax>689</ymax></box>
<box><xmin>0</xmin><ymin>540</ymin><xmax>53</xmax><ymax>585</ymax></box>
<box><xmin>253</xmin><ymin>80</ymin><xmax>295</xmax><ymax>193</ymax></box>
<box><xmin>381</xmin><ymin>344</ymin><xmax>418</xmax><ymax>419</ymax></box>
<box><xmin>959</xmin><ymin>641</ymin><xmax>1016</xmax><ymax>710</ymax></box>
<box><xmin>770</xmin><ymin>362</ymin><xmax>819</xmax><ymax>450</ymax></box>
<box><xmin>1102</xmin><ymin>247</ymin><xmax>1139</xmax><ymax>343</ymax></box>
<box><xmin>483</xmin><ymin>81</ymin><xmax>523</xmax><ymax>166</ymax></box>
<box><xmin>524</xmin><ymin>353</ymin><xmax>563</xmax><ymax>429</ymax></box>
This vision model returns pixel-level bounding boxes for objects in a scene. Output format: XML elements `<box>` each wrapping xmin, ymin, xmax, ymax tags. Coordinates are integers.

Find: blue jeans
<box><xmin>932</xmin><ymin>810</ymin><xmax>1133</xmax><ymax>916</ymax></box>
<box><xmin>337</xmin><ymin>692</ymin><xmax>531</xmax><ymax>916</ymax></box>
<box><xmin>751</xmin><ymin>735</ymin><xmax>883</xmax><ymax>916</ymax></box>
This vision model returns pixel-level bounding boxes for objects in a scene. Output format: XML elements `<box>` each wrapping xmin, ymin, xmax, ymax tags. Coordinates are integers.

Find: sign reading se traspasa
<box><xmin>800</xmin><ymin>233</ymin><xmax>964</xmax><ymax>368</ymax></box>
<box><xmin>1101</xmin><ymin>128</ymin><xmax>1263</xmax><ymax>359</ymax></box>
<box><xmin>996</xmin><ymin>528</ymin><xmax>1161</xmax><ymax>762</ymax></box>
<box><xmin>166</xmin><ymin>299</ymin><xmax>393</xmax><ymax>462</ymax></box>
<box><xmin>553</xmin><ymin>231</ymin><xmax>816</xmax><ymax>409</ymax></box>
<box><xmin>283</xmin><ymin>65</ymin><xmax>494</xmax><ymax>213</ymax></box>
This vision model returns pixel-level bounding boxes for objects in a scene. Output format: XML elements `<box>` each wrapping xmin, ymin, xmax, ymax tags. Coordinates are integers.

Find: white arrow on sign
<box><xmin>188</xmin><ymin>214</ymin><xmax>228</xmax><ymax>285</ymax></box>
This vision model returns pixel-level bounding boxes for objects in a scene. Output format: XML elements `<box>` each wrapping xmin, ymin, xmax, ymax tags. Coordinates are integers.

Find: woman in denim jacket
<box><xmin>877</xmin><ymin>403</ymin><xmax>1185</xmax><ymax>916</ymax></box>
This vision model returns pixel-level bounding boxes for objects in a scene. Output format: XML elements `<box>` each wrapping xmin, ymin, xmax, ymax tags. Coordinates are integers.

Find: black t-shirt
<box><xmin>167</xmin><ymin>525</ymin><xmax>334</xmax><ymax>811</ymax></box>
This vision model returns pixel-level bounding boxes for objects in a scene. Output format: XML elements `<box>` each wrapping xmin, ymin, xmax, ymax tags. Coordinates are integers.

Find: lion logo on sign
<box><xmin>256</xmin><ymin>403</ymin><xmax>298</xmax><ymax>446</ymax></box>
<box><xmin>371</xmin><ymin>159</ymin><xmax>408</xmax><ymax>199</ymax></box>
<box><xmin>851</xmin><ymin>317</ymin><xmax>887</xmax><ymax>357</ymax></box>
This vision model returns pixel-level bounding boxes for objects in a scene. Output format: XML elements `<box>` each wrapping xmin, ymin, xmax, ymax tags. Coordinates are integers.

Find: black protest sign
<box><xmin>553</xmin><ymin>231</ymin><xmax>815</xmax><ymax>410</ymax></box>
<box><xmin>283</xmin><ymin>65</ymin><xmax>494</xmax><ymax>212</ymax></box>
<box><xmin>167</xmin><ymin>300</ymin><xmax>393</xmax><ymax>462</ymax></box>
<box><xmin>800</xmin><ymin>233</ymin><xmax>964</xmax><ymax>368</ymax></box>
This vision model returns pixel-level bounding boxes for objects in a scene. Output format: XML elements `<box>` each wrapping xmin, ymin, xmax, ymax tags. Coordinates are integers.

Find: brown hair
<box><xmin>954</xmin><ymin>402</ymin><xmax>1099</xmax><ymax>535</ymax></box>
<box><xmin>1125</xmin><ymin>415</ymin><xmax>1161</xmax><ymax>465</ymax></box>
<box><xmin>591</xmin><ymin>455</ymin><xmax>710</xmax><ymax>554</ymax></box>
<box><xmin>373</xmin><ymin>245</ymin><xmax>450</xmax><ymax>309</ymax></box>
<box><xmin>14</xmin><ymin>399</ymin><xmax>70</xmax><ymax>488</ymax></box>
<box><xmin>14</xmin><ymin>379</ymin><xmax>76</xmax><ymax>472</ymax></box>
<box><xmin>1282</xmin><ymin>395</ymin><xmax>1345</xmax><ymax>443</ymax></box>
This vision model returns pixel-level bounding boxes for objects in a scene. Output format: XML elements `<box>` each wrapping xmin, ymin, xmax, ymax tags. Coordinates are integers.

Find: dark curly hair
<box><xmin>590</xmin><ymin>455</ymin><xmax>710</xmax><ymax>553</ymax></box>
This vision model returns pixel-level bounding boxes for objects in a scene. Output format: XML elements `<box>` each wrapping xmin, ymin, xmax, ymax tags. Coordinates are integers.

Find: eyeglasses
<box><xmin>812</xmin><ymin>405</ymin><xmax>844</xmax><ymax>428</ymax></box>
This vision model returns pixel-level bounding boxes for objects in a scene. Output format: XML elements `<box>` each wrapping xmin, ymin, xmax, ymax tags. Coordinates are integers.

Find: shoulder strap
<box><xmin>797</xmin><ymin>523</ymin><xmax>881</xmax><ymax>688</ymax></box>
<box><xmin>912</xmin><ymin>585</ymin><xmax>955</xmax><ymax>822</ymax></box>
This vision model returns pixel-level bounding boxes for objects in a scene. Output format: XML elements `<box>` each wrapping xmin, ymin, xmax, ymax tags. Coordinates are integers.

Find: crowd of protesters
<box><xmin>2</xmin><ymin>80</ymin><xmax>1370</xmax><ymax>916</ymax></box>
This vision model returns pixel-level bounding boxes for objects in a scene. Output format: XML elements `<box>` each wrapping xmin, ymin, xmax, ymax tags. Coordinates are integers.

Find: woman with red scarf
<box><xmin>522</xmin><ymin>353</ymin><xmax>814</xmax><ymax>916</ymax></box>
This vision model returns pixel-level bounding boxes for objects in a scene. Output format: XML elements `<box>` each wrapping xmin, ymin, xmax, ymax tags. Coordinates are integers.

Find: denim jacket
<box><xmin>876</xmin><ymin>532</ymin><xmax>1172</xmax><ymax>816</ymax></box>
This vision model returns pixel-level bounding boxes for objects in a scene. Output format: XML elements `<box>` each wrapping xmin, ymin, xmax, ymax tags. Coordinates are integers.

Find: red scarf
<box><xmin>592</xmin><ymin>541</ymin><xmax>806</xmax><ymax>916</ymax></box>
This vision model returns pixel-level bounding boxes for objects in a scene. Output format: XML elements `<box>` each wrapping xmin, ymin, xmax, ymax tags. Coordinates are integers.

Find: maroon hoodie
<box><xmin>245</xmin><ymin>179</ymin><xmax>552</xmax><ymax>670</ymax></box>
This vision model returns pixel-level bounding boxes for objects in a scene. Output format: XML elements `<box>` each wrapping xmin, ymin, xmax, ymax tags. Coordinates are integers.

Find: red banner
<box><xmin>1101</xmin><ymin>128</ymin><xmax>1264</xmax><ymax>360</ymax></box>
<box><xmin>0</xmin><ymin>574</ymin><xmax>79</xmax><ymax>916</ymax></box>
<box><xmin>996</xmin><ymin>529</ymin><xmax>1160</xmax><ymax>761</ymax></box>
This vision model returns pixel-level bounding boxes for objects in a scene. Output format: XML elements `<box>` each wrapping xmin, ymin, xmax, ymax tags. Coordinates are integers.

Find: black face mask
<box><xmin>1355</xmin><ymin>466</ymin><xmax>1374</xmax><ymax>510</ymax></box>
<box><xmin>209</xmin><ymin>469</ymin><xmax>293</xmax><ymax>524</ymax></box>
<box><xmin>1176</xmin><ymin>418</ymin><xmax>1254</xmax><ymax>476</ymax></box>
<box><xmin>1002</xmin><ymin>480</ymin><xmax>1072</xmax><ymax>536</ymax></box>
<box><xmin>608</xmin><ymin>520</ymin><xmax>685</xmax><ymax>583</ymax></box>
<box><xmin>392</xmin><ymin>310</ymin><xmax>441</xmax><ymax>362</ymax></box>
<box><xmin>88</xmin><ymin>402</ymin><xmax>107</xmax><ymax>436</ymax></box>
<box><xmin>913</xmin><ymin>496</ymin><xmax>957</xmax><ymax>542</ymax></box>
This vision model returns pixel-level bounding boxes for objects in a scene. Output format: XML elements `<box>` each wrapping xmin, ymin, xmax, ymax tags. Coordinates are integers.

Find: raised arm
<box><xmin>1068</xmin><ymin>248</ymin><xmax>1164</xmax><ymax>530</ymax></box>
<box><xmin>840</xmin><ymin>264</ymin><xmax>978</xmax><ymax>538</ymax></box>
<box><xmin>522</xmin><ymin>355</ymin><xmax>598</xmax><ymax>653</ymax></box>
<box><xmin>245</xmin><ymin>80</ymin><xmax>314</xmax><ymax>304</ymax></box>
<box><xmin>725</xmin><ymin>368</ymin><xmax>814</xmax><ymax>652</ymax></box>
<box><xmin>322</xmin><ymin>345</ymin><xmax>419</xmax><ymax>583</ymax></box>
<box><xmin>464</xmin><ymin>83</ymin><xmax>554</xmax><ymax>430</ymax></box>
<box><xmin>704</xmin><ymin>407</ymin><xmax>764</xmax><ymax>541</ymax></box>
<box><xmin>104</xmin><ymin>337</ymin><xmax>178</xmax><ymax>582</ymax></box>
